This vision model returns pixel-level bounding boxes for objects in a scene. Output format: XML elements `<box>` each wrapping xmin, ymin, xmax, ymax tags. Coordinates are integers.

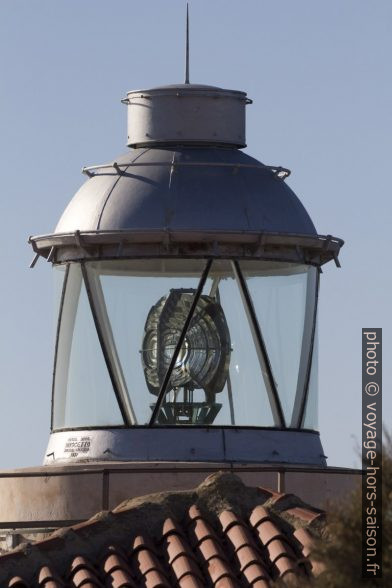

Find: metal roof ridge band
<box><xmin>82</xmin><ymin>161</ymin><xmax>291</xmax><ymax>177</ymax></box>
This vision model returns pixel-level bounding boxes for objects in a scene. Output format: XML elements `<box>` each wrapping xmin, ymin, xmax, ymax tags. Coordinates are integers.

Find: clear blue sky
<box><xmin>0</xmin><ymin>0</ymin><xmax>390</xmax><ymax>469</ymax></box>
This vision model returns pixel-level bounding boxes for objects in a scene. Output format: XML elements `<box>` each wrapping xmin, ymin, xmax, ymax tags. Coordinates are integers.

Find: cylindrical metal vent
<box><xmin>124</xmin><ymin>84</ymin><xmax>250</xmax><ymax>148</ymax></box>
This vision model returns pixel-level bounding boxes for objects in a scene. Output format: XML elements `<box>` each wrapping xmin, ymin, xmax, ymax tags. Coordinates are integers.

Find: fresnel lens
<box><xmin>142</xmin><ymin>288</ymin><xmax>231</xmax><ymax>424</ymax></box>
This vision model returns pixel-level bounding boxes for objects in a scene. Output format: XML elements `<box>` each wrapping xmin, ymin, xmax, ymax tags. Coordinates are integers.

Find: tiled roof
<box><xmin>0</xmin><ymin>472</ymin><xmax>325</xmax><ymax>587</ymax></box>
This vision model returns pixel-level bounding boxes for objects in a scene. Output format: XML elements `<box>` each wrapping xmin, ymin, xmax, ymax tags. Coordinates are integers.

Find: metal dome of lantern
<box><xmin>29</xmin><ymin>25</ymin><xmax>343</xmax><ymax>468</ymax></box>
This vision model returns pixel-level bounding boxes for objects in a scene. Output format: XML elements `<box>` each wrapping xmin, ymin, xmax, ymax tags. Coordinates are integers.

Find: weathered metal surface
<box><xmin>29</xmin><ymin>147</ymin><xmax>343</xmax><ymax>264</ymax></box>
<box><xmin>43</xmin><ymin>428</ymin><xmax>327</xmax><ymax>466</ymax></box>
<box><xmin>124</xmin><ymin>84</ymin><xmax>248</xmax><ymax>148</ymax></box>
<box><xmin>53</xmin><ymin>148</ymin><xmax>315</xmax><ymax>235</ymax></box>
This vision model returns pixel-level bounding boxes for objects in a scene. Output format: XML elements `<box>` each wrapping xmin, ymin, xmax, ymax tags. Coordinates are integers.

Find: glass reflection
<box><xmin>53</xmin><ymin>263</ymin><xmax>123</xmax><ymax>429</ymax></box>
<box><xmin>204</xmin><ymin>260</ymin><xmax>275</xmax><ymax>427</ymax></box>
<box><xmin>86</xmin><ymin>259</ymin><xmax>276</xmax><ymax>427</ymax></box>
<box><xmin>53</xmin><ymin>264</ymin><xmax>66</xmax><ymax>340</ymax></box>
<box><xmin>240</xmin><ymin>261</ymin><xmax>318</xmax><ymax>427</ymax></box>
<box><xmin>304</xmin><ymin>321</ymin><xmax>318</xmax><ymax>429</ymax></box>
<box><xmin>89</xmin><ymin>259</ymin><xmax>205</xmax><ymax>425</ymax></box>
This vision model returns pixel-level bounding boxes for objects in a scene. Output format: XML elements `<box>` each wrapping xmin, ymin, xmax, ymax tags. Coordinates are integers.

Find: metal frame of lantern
<box><xmin>33</xmin><ymin>239</ymin><xmax>340</xmax><ymax>464</ymax></box>
<box><xmin>31</xmin><ymin>230</ymin><xmax>341</xmax><ymax>433</ymax></box>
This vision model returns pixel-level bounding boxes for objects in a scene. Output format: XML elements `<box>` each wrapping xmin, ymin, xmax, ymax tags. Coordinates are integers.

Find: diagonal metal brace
<box><xmin>148</xmin><ymin>259</ymin><xmax>212</xmax><ymax>426</ymax></box>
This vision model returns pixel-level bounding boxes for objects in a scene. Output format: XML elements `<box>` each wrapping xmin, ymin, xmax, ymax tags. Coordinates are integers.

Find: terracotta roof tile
<box><xmin>188</xmin><ymin>506</ymin><xmax>237</xmax><ymax>587</ymax></box>
<box><xmin>219</xmin><ymin>510</ymin><xmax>270</xmax><ymax>586</ymax></box>
<box><xmin>284</xmin><ymin>506</ymin><xmax>325</xmax><ymax>524</ymax></box>
<box><xmin>0</xmin><ymin>473</ymin><xmax>325</xmax><ymax>588</ymax></box>
<box><xmin>264</xmin><ymin>489</ymin><xmax>293</xmax><ymax>505</ymax></box>
<box><xmin>101</xmin><ymin>546</ymin><xmax>136</xmax><ymax>587</ymax></box>
<box><xmin>249</xmin><ymin>505</ymin><xmax>303</xmax><ymax>582</ymax></box>
<box><xmin>130</xmin><ymin>536</ymin><xmax>169</xmax><ymax>587</ymax></box>
<box><xmin>267</xmin><ymin>537</ymin><xmax>296</xmax><ymax>564</ymax></box>
<box><xmin>69</xmin><ymin>555</ymin><xmax>103</xmax><ymax>587</ymax></box>
<box><xmin>249</xmin><ymin>505</ymin><xmax>271</xmax><ymax>528</ymax></box>
<box><xmin>294</xmin><ymin>527</ymin><xmax>325</xmax><ymax>576</ymax></box>
<box><xmin>258</xmin><ymin>487</ymin><xmax>280</xmax><ymax>500</ymax></box>
<box><xmin>8</xmin><ymin>578</ymin><xmax>29</xmax><ymax>588</ymax></box>
<box><xmin>293</xmin><ymin>527</ymin><xmax>313</xmax><ymax>558</ymax></box>
<box><xmin>162</xmin><ymin>517</ymin><xmax>204</xmax><ymax>587</ymax></box>
<box><xmin>260</xmin><ymin>491</ymin><xmax>324</xmax><ymax>527</ymax></box>
<box><xmin>38</xmin><ymin>565</ymin><xmax>64</xmax><ymax>587</ymax></box>
<box><xmin>251</xmin><ymin>508</ymin><xmax>295</xmax><ymax>554</ymax></box>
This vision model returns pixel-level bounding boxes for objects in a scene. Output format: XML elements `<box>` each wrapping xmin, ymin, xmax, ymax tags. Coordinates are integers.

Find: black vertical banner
<box><xmin>362</xmin><ymin>328</ymin><xmax>382</xmax><ymax>578</ymax></box>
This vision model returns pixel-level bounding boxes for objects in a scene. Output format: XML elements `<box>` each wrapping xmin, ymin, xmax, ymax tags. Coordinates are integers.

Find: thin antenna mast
<box><xmin>185</xmin><ymin>3</ymin><xmax>190</xmax><ymax>84</ymax></box>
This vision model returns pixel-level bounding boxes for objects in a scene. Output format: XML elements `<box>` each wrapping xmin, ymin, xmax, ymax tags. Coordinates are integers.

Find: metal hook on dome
<box><xmin>29</xmin><ymin>252</ymin><xmax>40</xmax><ymax>269</ymax></box>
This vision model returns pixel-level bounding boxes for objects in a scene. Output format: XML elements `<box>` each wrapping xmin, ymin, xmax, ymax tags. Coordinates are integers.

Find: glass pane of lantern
<box><xmin>205</xmin><ymin>260</ymin><xmax>275</xmax><ymax>427</ymax></box>
<box><xmin>86</xmin><ymin>258</ymin><xmax>275</xmax><ymax>427</ymax></box>
<box><xmin>303</xmin><ymin>320</ymin><xmax>318</xmax><ymax>429</ymax></box>
<box><xmin>147</xmin><ymin>259</ymin><xmax>275</xmax><ymax>427</ymax></box>
<box><xmin>241</xmin><ymin>261</ymin><xmax>317</xmax><ymax>426</ymax></box>
<box><xmin>52</xmin><ymin>263</ymin><xmax>123</xmax><ymax>429</ymax></box>
<box><xmin>88</xmin><ymin>259</ymin><xmax>207</xmax><ymax>425</ymax></box>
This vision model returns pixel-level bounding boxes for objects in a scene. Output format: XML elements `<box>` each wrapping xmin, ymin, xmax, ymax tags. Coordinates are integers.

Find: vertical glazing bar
<box><xmin>227</xmin><ymin>372</ymin><xmax>235</xmax><ymax>425</ymax></box>
<box><xmin>85</xmin><ymin>265</ymin><xmax>137</xmax><ymax>425</ymax></box>
<box><xmin>232</xmin><ymin>260</ymin><xmax>285</xmax><ymax>428</ymax></box>
<box><xmin>50</xmin><ymin>264</ymin><xmax>69</xmax><ymax>430</ymax></box>
<box><xmin>295</xmin><ymin>268</ymin><xmax>320</xmax><ymax>428</ymax></box>
<box><xmin>52</xmin><ymin>263</ymin><xmax>83</xmax><ymax>430</ymax></box>
<box><xmin>81</xmin><ymin>263</ymin><xmax>130</xmax><ymax>426</ymax></box>
<box><xmin>290</xmin><ymin>267</ymin><xmax>318</xmax><ymax>426</ymax></box>
<box><xmin>149</xmin><ymin>259</ymin><xmax>213</xmax><ymax>426</ymax></box>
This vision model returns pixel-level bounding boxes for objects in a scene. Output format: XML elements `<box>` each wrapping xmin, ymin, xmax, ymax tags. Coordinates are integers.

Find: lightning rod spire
<box><xmin>185</xmin><ymin>3</ymin><xmax>190</xmax><ymax>84</ymax></box>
